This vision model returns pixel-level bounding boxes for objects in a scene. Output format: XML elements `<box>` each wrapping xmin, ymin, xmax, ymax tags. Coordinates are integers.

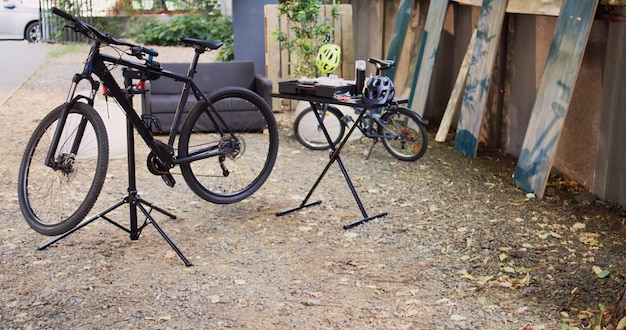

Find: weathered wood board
<box><xmin>512</xmin><ymin>0</ymin><xmax>599</xmax><ymax>198</ymax></box>
<box><xmin>454</xmin><ymin>0</ymin><xmax>508</xmax><ymax>157</ymax></box>
<box><xmin>435</xmin><ymin>29</ymin><xmax>476</xmax><ymax>142</ymax></box>
<box><xmin>385</xmin><ymin>0</ymin><xmax>414</xmax><ymax>81</ymax></box>
<box><xmin>452</xmin><ymin>0</ymin><xmax>562</xmax><ymax>16</ymax></box>
<box><xmin>407</xmin><ymin>0</ymin><xmax>449</xmax><ymax>117</ymax></box>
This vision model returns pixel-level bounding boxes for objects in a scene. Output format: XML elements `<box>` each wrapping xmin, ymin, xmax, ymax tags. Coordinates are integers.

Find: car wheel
<box><xmin>25</xmin><ymin>21</ymin><xmax>40</xmax><ymax>43</ymax></box>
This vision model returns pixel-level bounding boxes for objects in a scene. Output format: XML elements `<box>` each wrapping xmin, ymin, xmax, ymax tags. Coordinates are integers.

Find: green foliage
<box><xmin>113</xmin><ymin>0</ymin><xmax>221</xmax><ymax>14</ymax></box>
<box><xmin>273</xmin><ymin>0</ymin><xmax>340</xmax><ymax>78</ymax></box>
<box><xmin>129</xmin><ymin>13</ymin><xmax>233</xmax><ymax>61</ymax></box>
<box><xmin>92</xmin><ymin>18</ymin><xmax>126</xmax><ymax>38</ymax></box>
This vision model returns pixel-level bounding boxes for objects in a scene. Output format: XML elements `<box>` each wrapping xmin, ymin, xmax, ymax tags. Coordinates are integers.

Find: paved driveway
<box><xmin>0</xmin><ymin>41</ymin><xmax>49</xmax><ymax>105</ymax></box>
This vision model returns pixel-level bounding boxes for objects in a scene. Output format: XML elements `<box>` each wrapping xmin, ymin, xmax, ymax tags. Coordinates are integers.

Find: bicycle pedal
<box><xmin>161</xmin><ymin>173</ymin><xmax>176</xmax><ymax>188</ymax></box>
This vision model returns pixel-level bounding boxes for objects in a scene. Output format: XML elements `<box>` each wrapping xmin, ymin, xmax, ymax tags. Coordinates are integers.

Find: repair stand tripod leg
<box><xmin>38</xmin><ymin>117</ymin><xmax>192</xmax><ymax>266</ymax></box>
<box><xmin>276</xmin><ymin>102</ymin><xmax>387</xmax><ymax>228</ymax></box>
<box><xmin>38</xmin><ymin>70</ymin><xmax>191</xmax><ymax>266</ymax></box>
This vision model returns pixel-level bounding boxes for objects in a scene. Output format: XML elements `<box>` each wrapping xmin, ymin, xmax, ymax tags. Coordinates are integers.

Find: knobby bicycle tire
<box><xmin>178</xmin><ymin>87</ymin><xmax>279</xmax><ymax>204</ymax></box>
<box><xmin>379</xmin><ymin>107</ymin><xmax>428</xmax><ymax>162</ymax></box>
<box><xmin>18</xmin><ymin>103</ymin><xmax>109</xmax><ymax>236</ymax></box>
<box><xmin>293</xmin><ymin>105</ymin><xmax>345</xmax><ymax>150</ymax></box>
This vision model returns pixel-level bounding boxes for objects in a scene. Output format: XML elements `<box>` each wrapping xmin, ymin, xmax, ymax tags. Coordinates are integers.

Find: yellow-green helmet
<box><xmin>316</xmin><ymin>44</ymin><xmax>341</xmax><ymax>75</ymax></box>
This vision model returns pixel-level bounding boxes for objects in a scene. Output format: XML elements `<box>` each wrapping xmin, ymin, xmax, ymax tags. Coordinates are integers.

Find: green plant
<box><xmin>113</xmin><ymin>0</ymin><xmax>221</xmax><ymax>14</ymax></box>
<box><xmin>273</xmin><ymin>0</ymin><xmax>340</xmax><ymax>78</ymax></box>
<box><xmin>92</xmin><ymin>17</ymin><xmax>126</xmax><ymax>38</ymax></box>
<box><xmin>129</xmin><ymin>12</ymin><xmax>233</xmax><ymax>61</ymax></box>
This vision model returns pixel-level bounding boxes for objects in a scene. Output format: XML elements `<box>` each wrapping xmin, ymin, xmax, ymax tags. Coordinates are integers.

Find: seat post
<box><xmin>186</xmin><ymin>49</ymin><xmax>203</xmax><ymax>78</ymax></box>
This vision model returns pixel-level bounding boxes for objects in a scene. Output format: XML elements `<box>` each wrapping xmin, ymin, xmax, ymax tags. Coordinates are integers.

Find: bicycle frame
<box><xmin>355</xmin><ymin>106</ymin><xmax>403</xmax><ymax>140</ymax></box>
<box><xmin>46</xmin><ymin>38</ymin><xmax>237</xmax><ymax>172</ymax></box>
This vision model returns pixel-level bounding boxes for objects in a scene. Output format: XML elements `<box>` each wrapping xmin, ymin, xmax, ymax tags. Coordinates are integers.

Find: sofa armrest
<box><xmin>254</xmin><ymin>74</ymin><xmax>273</xmax><ymax>106</ymax></box>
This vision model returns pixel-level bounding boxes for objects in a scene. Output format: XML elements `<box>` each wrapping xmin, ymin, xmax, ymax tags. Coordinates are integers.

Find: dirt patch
<box><xmin>1</xmin><ymin>45</ymin><xmax>625</xmax><ymax>329</ymax></box>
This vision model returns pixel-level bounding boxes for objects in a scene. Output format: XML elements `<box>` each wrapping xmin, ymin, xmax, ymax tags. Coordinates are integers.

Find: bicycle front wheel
<box><xmin>379</xmin><ymin>107</ymin><xmax>428</xmax><ymax>162</ymax></box>
<box><xmin>18</xmin><ymin>103</ymin><xmax>109</xmax><ymax>236</ymax></box>
<box><xmin>293</xmin><ymin>105</ymin><xmax>345</xmax><ymax>150</ymax></box>
<box><xmin>178</xmin><ymin>87</ymin><xmax>279</xmax><ymax>204</ymax></box>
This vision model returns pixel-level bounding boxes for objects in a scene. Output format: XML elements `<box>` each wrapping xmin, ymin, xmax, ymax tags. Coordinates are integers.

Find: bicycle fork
<box><xmin>44</xmin><ymin>73</ymin><xmax>100</xmax><ymax>170</ymax></box>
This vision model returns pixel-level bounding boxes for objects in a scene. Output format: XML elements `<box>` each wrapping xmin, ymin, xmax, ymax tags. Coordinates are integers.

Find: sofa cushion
<box><xmin>142</xmin><ymin>60</ymin><xmax>270</xmax><ymax>133</ymax></box>
<box><xmin>150</xmin><ymin>61</ymin><xmax>256</xmax><ymax>94</ymax></box>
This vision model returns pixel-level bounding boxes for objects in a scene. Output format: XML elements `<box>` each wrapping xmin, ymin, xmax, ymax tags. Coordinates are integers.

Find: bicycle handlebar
<box><xmin>52</xmin><ymin>7</ymin><xmax>159</xmax><ymax>58</ymax></box>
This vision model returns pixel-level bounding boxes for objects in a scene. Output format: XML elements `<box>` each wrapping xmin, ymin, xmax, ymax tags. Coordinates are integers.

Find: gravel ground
<box><xmin>1</xmin><ymin>44</ymin><xmax>625</xmax><ymax>329</ymax></box>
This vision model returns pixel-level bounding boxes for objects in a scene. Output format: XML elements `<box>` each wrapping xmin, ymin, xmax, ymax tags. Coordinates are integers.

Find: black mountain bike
<box><xmin>293</xmin><ymin>58</ymin><xmax>428</xmax><ymax>162</ymax></box>
<box><xmin>18</xmin><ymin>8</ymin><xmax>279</xmax><ymax>237</ymax></box>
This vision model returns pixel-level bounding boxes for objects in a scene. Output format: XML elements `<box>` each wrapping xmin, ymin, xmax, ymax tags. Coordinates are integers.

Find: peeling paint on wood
<box><xmin>512</xmin><ymin>0</ymin><xmax>599</xmax><ymax>198</ymax></box>
<box><xmin>453</xmin><ymin>0</ymin><xmax>624</xmax><ymax>16</ymax></box>
<box><xmin>453</xmin><ymin>0</ymin><xmax>562</xmax><ymax>16</ymax></box>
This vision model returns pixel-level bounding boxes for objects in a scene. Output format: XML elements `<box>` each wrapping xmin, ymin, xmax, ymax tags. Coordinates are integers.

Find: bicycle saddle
<box><xmin>368</xmin><ymin>58</ymin><xmax>395</xmax><ymax>70</ymax></box>
<box><xmin>179</xmin><ymin>38</ymin><xmax>223</xmax><ymax>51</ymax></box>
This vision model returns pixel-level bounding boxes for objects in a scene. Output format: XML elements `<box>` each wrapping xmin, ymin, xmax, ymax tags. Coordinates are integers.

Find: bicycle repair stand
<box><xmin>38</xmin><ymin>68</ymin><xmax>192</xmax><ymax>267</ymax></box>
<box><xmin>275</xmin><ymin>98</ymin><xmax>387</xmax><ymax>229</ymax></box>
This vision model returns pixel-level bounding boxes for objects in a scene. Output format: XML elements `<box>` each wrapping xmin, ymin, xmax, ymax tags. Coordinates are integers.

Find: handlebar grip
<box><xmin>52</xmin><ymin>7</ymin><xmax>76</xmax><ymax>22</ymax></box>
<box><xmin>142</xmin><ymin>47</ymin><xmax>159</xmax><ymax>58</ymax></box>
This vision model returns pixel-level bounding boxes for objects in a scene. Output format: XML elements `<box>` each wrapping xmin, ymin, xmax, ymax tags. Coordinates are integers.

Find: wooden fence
<box><xmin>264</xmin><ymin>4</ymin><xmax>354</xmax><ymax>111</ymax></box>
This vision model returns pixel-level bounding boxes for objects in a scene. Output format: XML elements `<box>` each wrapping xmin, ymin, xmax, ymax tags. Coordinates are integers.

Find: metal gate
<box><xmin>39</xmin><ymin>0</ymin><xmax>93</xmax><ymax>42</ymax></box>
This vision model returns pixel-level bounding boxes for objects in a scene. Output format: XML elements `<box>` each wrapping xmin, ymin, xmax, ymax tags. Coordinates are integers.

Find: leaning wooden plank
<box><xmin>385</xmin><ymin>0</ymin><xmax>414</xmax><ymax>81</ymax></box>
<box><xmin>435</xmin><ymin>29</ymin><xmax>476</xmax><ymax>142</ymax></box>
<box><xmin>452</xmin><ymin>0</ymin><xmax>562</xmax><ymax>16</ymax></box>
<box><xmin>454</xmin><ymin>0</ymin><xmax>508</xmax><ymax>157</ymax></box>
<box><xmin>512</xmin><ymin>0</ymin><xmax>599</xmax><ymax>198</ymax></box>
<box><xmin>407</xmin><ymin>0</ymin><xmax>449</xmax><ymax>117</ymax></box>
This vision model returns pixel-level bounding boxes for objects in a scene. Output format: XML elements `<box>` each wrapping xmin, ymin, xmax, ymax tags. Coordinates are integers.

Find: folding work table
<box><xmin>273</xmin><ymin>93</ymin><xmax>388</xmax><ymax>229</ymax></box>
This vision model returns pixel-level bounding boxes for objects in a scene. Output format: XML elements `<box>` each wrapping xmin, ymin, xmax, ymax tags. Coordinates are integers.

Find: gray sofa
<box><xmin>141</xmin><ymin>60</ymin><xmax>272</xmax><ymax>133</ymax></box>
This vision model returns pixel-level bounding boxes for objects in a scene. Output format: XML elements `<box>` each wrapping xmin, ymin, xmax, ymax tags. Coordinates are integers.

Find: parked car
<box><xmin>0</xmin><ymin>0</ymin><xmax>40</xmax><ymax>43</ymax></box>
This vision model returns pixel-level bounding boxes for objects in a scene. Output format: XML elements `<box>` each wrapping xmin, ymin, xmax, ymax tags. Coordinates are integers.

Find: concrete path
<box><xmin>0</xmin><ymin>41</ymin><xmax>49</xmax><ymax>105</ymax></box>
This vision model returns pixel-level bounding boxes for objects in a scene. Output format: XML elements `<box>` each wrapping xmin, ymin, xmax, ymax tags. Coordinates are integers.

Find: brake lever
<box><xmin>126</xmin><ymin>46</ymin><xmax>145</xmax><ymax>60</ymax></box>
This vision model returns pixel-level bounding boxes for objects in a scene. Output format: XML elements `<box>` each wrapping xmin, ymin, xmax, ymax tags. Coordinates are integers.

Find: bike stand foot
<box><xmin>276</xmin><ymin>200</ymin><xmax>323</xmax><ymax>217</ymax></box>
<box><xmin>343</xmin><ymin>211</ymin><xmax>388</xmax><ymax>230</ymax></box>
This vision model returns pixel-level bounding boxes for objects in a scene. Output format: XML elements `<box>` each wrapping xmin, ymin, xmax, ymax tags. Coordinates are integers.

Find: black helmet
<box><xmin>363</xmin><ymin>76</ymin><xmax>395</xmax><ymax>104</ymax></box>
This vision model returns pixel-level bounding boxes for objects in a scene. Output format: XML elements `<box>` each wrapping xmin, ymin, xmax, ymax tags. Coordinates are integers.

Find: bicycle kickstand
<box><xmin>365</xmin><ymin>138</ymin><xmax>378</xmax><ymax>160</ymax></box>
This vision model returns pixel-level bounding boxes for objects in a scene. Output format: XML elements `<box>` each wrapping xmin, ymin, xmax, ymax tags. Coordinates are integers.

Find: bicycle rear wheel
<box><xmin>178</xmin><ymin>87</ymin><xmax>279</xmax><ymax>204</ymax></box>
<box><xmin>293</xmin><ymin>105</ymin><xmax>345</xmax><ymax>150</ymax></box>
<box><xmin>18</xmin><ymin>103</ymin><xmax>109</xmax><ymax>236</ymax></box>
<box><xmin>379</xmin><ymin>107</ymin><xmax>428</xmax><ymax>162</ymax></box>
